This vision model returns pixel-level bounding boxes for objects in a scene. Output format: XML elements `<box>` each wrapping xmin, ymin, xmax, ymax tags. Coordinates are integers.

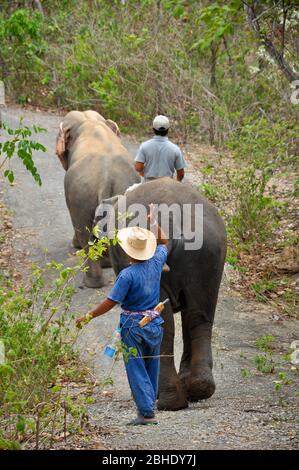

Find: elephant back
<box><xmin>116</xmin><ymin>176</ymin><xmax>226</xmax><ymax>268</ymax></box>
<box><xmin>83</xmin><ymin>110</ymin><xmax>106</xmax><ymax>123</ymax></box>
<box><xmin>112</xmin><ymin>177</ymin><xmax>227</xmax><ymax>313</ymax></box>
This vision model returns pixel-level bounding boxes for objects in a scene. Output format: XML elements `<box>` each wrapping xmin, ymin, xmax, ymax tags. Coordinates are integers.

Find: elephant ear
<box><xmin>56</xmin><ymin>122</ymin><xmax>69</xmax><ymax>170</ymax></box>
<box><xmin>56</xmin><ymin>111</ymin><xmax>86</xmax><ymax>170</ymax></box>
<box><xmin>106</xmin><ymin>119</ymin><xmax>121</xmax><ymax>137</ymax></box>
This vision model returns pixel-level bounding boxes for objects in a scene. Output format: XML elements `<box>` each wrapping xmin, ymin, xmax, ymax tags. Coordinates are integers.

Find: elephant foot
<box><xmin>72</xmin><ymin>235</ymin><xmax>81</xmax><ymax>249</ymax></box>
<box><xmin>157</xmin><ymin>382</ymin><xmax>188</xmax><ymax>411</ymax></box>
<box><xmin>187</xmin><ymin>369</ymin><xmax>215</xmax><ymax>402</ymax></box>
<box><xmin>83</xmin><ymin>274</ymin><xmax>105</xmax><ymax>288</ymax></box>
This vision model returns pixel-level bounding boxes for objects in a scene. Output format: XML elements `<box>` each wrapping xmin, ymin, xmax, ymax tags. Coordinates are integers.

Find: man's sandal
<box><xmin>127</xmin><ymin>416</ymin><xmax>158</xmax><ymax>426</ymax></box>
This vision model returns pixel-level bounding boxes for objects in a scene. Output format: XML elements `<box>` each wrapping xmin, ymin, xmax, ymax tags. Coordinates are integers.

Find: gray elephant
<box><xmin>56</xmin><ymin>110</ymin><xmax>140</xmax><ymax>287</ymax></box>
<box><xmin>95</xmin><ymin>177</ymin><xmax>226</xmax><ymax>410</ymax></box>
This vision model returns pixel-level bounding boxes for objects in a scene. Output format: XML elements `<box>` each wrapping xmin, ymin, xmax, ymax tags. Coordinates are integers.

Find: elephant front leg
<box><xmin>179</xmin><ymin>312</ymin><xmax>215</xmax><ymax>401</ymax></box>
<box><xmin>72</xmin><ymin>230</ymin><xmax>82</xmax><ymax>249</ymax></box>
<box><xmin>84</xmin><ymin>257</ymin><xmax>105</xmax><ymax>288</ymax></box>
<box><xmin>79</xmin><ymin>232</ymin><xmax>106</xmax><ymax>288</ymax></box>
<box><xmin>158</xmin><ymin>294</ymin><xmax>188</xmax><ymax>411</ymax></box>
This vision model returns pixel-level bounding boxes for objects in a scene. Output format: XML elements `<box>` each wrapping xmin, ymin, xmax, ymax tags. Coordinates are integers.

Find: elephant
<box><xmin>94</xmin><ymin>177</ymin><xmax>227</xmax><ymax>410</ymax></box>
<box><xmin>55</xmin><ymin>110</ymin><xmax>140</xmax><ymax>287</ymax></box>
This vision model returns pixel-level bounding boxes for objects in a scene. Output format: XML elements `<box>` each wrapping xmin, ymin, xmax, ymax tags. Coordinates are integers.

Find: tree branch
<box><xmin>281</xmin><ymin>0</ymin><xmax>287</xmax><ymax>58</ymax></box>
<box><xmin>243</xmin><ymin>0</ymin><xmax>299</xmax><ymax>82</ymax></box>
<box><xmin>32</xmin><ymin>0</ymin><xmax>44</xmax><ymax>16</ymax></box>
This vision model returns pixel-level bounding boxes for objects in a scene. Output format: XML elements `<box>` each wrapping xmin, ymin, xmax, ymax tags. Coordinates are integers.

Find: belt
<box><xmin>144</xmin><ymin>177</ymin><xmax>157</xmax><ymax>182</ymax></box>
<box><xmin>144</xmin><ymin>176</ymin><xmax>174</xmax><ymax>182</ymax></box>
<box><xmin>122</xmin><ymin>309</ymin><xmax>160</xmax><ymax>320</ymax></box>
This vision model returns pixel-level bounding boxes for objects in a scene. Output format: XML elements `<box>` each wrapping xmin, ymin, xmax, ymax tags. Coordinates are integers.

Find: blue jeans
<box><xmin>120</xmin><ymin>313</ymin><xmax>164</xmax><ymax>418</ymax></box>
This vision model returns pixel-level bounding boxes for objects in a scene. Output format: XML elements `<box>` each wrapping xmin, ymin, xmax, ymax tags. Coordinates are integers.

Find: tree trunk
<box><xmin>32</xmin><ymin>1</ymin><xmax>44</xmax><ymax>15</ymax></box>
<box><xmin>243</xmin><ymin>1</ymin><xmax>299</xmax><ymax>83</ymax></box>
<box><xmin>263</xmin><ymin>36</ymin><xmax>299</xmax><ymax>82</ymax></box>
<box><xmin>210</xmin><ymin>42</ymin><xmax>218</xmax><ymax>88</ymax></box>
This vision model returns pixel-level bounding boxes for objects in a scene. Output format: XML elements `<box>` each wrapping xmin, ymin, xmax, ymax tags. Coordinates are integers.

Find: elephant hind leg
<box><xmin>100</xmin><ymin>249</ymin><xmax>112</xmax><ymax>269</ymax></box>
<box><xmin>180</xmin><ymin>311</ymin><xmax>215</xmax><ymax>402</ymax></box>
<box><xmin>158</xmin><ymin>292</ymin><xmax>188</xmax><ymax>411</ymax></box>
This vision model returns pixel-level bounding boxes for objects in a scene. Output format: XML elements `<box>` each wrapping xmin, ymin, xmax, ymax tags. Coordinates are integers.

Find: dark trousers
<box><xmin>120</xmin><ymin>314</ymin><xmax>164</xmax><ymax>418</ymax></box>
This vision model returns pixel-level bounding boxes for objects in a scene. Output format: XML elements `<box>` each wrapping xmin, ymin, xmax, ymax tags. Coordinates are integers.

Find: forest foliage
<box><xmin>0</xmin><ymin>0</ymin><xmax>298</xmax><ymax>150</ymax></box>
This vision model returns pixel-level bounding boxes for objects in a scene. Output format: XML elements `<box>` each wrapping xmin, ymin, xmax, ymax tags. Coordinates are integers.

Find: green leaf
<box><xmin>16</xmin><ymin>416</ymin><xmax>26</xmax><ymax>433</ymax></box>
<box><xmin>50</xmin><ymin>385</ymin><xmax>62</xmax><ymax>393</ymax></box>
<box><xmin>0</xmin><ymin>364</ymin><xmax>15</xmax><ymax>376</ymax></box>
<box><xmin>8</xmin><ymin>172</ymin><xmax>14</xmax><ymax>184</ymax></box>
<box><xmin>173</xmin><ymin>5</ymin><xmax>185</xmax><ymax>18</ymax></box>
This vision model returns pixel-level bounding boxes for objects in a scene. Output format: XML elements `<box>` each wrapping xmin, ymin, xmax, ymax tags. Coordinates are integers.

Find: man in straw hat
<box><xmin>76</xmin><ymin>204</ymin><xmax>168</xmax><ymax>425</ymax></box>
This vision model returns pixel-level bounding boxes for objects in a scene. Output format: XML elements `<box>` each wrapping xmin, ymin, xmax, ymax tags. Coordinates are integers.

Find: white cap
<box><xmin>153</xmin><ymin>115</ymin><xmax>170</xmax><ymax>130</ymax></box>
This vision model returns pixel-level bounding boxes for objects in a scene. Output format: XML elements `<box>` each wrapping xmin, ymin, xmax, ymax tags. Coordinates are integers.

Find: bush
<box><xmin>0</xmin><ymin>262</ymin><xmax>89</xmax><ymax>449</ymax></box>
<box><xmin>226</xmin><ymin>116</ymin><xmax>299</xmax><ymax>168</ymax></box>
<box><xmin>0</xmin><ymin>9</ymin><xmax>47</xmax><ymax>101</ymax></box>
<box><xmin>225</xmin><ymin>164</ymin><xmax>279</xmax><ymax>244</ymax></box>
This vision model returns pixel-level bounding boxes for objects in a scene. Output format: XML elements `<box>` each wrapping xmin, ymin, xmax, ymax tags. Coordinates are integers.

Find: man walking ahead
<box><xmin>135</xmin><ymin>115</ymin><xmax>186</xmax><ymax>182</ymax></box>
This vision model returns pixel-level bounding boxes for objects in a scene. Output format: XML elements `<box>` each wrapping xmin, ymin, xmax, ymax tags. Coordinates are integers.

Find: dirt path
<box><xmin>1</xmin><ymin>107</ymin><xmax>299</xmax><ymax>450</ymax></box>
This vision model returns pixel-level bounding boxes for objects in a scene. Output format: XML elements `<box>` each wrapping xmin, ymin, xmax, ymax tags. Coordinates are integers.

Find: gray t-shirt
<box><xmin>135</xmin><ymin>136</ymin><xmax>186</xmax><ymax>179</ymax></box>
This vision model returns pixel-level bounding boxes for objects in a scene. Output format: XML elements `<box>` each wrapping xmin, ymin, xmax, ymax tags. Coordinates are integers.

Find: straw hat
<box><xmin>117</xmin><ymin>226</ymin><xmax>157</xmax><ymax>261</ymax></box>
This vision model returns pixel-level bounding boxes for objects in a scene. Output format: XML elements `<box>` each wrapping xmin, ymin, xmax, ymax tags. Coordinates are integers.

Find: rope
<box><xmin>103</xmin><ymin>313</ymin><xmax>171</xmax><ymax>376</ymax></box>
<box><xmin>131</xmin><ymin>354</ymin><xmax>174</xmax><ymax>359</ymax></box>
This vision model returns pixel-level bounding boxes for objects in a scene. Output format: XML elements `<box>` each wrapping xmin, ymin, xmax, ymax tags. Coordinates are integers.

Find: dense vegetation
<box><xmin>0</xmin><ymin>0</ymin><xmax>298</xmax><ymax>143</ymax></box>
<box><xmin>0</xmin><ymin>206</ymin><xmax>114</xmax><ymax>449</ymax></box>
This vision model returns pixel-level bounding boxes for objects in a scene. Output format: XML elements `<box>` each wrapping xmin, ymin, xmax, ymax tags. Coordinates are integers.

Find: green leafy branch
<box><xmin>239</xmin><ymin>335</ymin><xmax>297</xmax><ymax>398</ymax></box>
<box><xmin>191</xmin><ymin>1</ymin><xmax>242</xmax><ymax>52</ymax></box>
<box><xmin>0</xmin><ymin>120</ymin><xmax>46</xmax><ymax>186</ymax></box>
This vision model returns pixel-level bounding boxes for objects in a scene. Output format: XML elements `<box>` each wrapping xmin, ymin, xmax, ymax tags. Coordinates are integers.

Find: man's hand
<box><xmin>148</xmin><ymin>203</ymin><xmax>168</xmax><ymax>245</ymax></box>
<box><xmin>76</xmin><ymin>299</ymin><xmax>117</xmax><ymax>329</ymax></box>
<box><xmin>176</xmin><ymin>168</ymin><xmax>184</xmax><ymax>181</ymax></box>
<box><xmin>135</xmin><ymin>161</ymin><xmax>145</xmax><ymax>177</ymax></box>
<box><xmin>148</xmin><ymin>203</ymin><xmax>156</xmax><ymax>225</ymax></box>
<box><xmin>76</xmin><ymin>312</ymin><xmax>93</xmax><ymax>329</ymax></box>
